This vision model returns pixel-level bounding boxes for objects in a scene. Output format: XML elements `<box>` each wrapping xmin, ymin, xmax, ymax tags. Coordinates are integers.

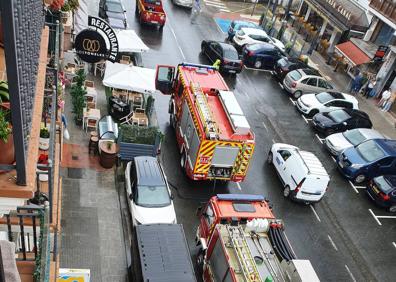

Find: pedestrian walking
<box><xmin>382</xmin><ymin>91</ymin><xmax>396</xmax><ymax>112</ymax></box>
<box><xmin>363</xmin><ymin>78</ymin><xmax>376</xmax><ymax>98</ymax></box>
<box><xmin>350</xmin><ymin>71</ymin><xmax>362</xmax><ymax>95</ymax></box>
<box><xmin>191</xmin><ymin>0</ymin><xmax>201</xmax><ymax>24</ymax></box>
<box><xmin>377</xmin><ymin>88</ymin><xmax>391</xmax><ymax>107</ymax></box>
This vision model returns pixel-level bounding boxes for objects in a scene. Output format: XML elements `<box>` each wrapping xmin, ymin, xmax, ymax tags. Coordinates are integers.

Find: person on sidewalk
<box><xmin>382</xmin><ymin>91</ymin><xmax>396</xmax><ymax>112</ymax></box>
<box><xmin>190</xmin><ymin>0</ymin><xmax>201</xmax><ymax>24</ymax></box>
<box><xmin>377</xmin><ymin>88</ymin><xmax>391</xmax><ymax>107</ymax></box>
<box><xmin>363</xmin><ymin>78</ymin><xmax>376</xmax><ymax>99</ymax></box>
<box><xmin>350</xmin><ymin>71</ymin><xmax>362</xmax><ymax>95</ymax></box>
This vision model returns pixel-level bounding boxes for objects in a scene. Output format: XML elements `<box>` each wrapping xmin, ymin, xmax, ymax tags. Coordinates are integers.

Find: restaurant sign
<box><xmin>325</xmin><ymin>0</ymin><xmax>352</xmax><ymax>21</ymax></box>
<box><xmin>75</xmin><ymin>16</ymin><xmax>119</xmax><ymax>63</ymax></box>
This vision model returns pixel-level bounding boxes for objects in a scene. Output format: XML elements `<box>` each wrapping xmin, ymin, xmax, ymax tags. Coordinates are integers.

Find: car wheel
<box><xmin>293</xmin><ymin>90</ymin><xmax>302</xmax><ymax>99</ymax></box>
<box><xmin>283</xmin><ymin>185</ymin><xmax>291</xmax><ymax>198</ymax></box>
<box><xmin>254</xmin><ymin>60</ymin><xmax>262</xmax><ymax>69</ymax></box>
<box><xmin>354</xmin><ymin>174</ymin><xmax>366</xmax><ymax>184</ymax></box>
<box><xmin>308</xmin><ymin>109</ymin><xmax>319</xmax><ymax>118</ymax></box>
<box><xmin>267</xmin><ymin>151</ymin><xmax>273</xmax><ymax>165</ymax></box>
<box><xmin>388</xmin><ymin>205</ymin><xmax>396</xmax><ymax>213</ymax></box>
<box><xmin>201</xmin><ymin>45</ymin><xmax>206</xmax><ymax>55</ymax></box>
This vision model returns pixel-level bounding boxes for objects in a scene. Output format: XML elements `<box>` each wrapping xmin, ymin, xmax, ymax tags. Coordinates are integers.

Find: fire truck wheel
<box><xmin>267</xmin><ymin>151</ymin><xmax>273</xmax><ymax>165</ymax></box>
<box><xmin>283</xmin><ymin>185</ymin><xmax>291</xmax><ymax>198</ymax></box>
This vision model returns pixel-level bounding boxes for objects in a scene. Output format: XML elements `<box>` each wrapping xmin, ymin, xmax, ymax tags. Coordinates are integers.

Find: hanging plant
<box><xmin>0</xmin><ymin>81</ymin><xmax>9</xmax><ymax>103</ymax></box>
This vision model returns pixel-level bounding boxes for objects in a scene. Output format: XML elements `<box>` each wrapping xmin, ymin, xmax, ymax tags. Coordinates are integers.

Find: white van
<box><xmin>267</xmin><ymin>143</ymin><xmax>330</xmax><ymax>203</ymax></box>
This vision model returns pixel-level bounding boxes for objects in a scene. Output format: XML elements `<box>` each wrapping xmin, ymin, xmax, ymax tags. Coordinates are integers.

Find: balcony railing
<box><xmin>370</xmin><ymin>0</ymin><xmax>396</xmax><ymax>25</ymax></box>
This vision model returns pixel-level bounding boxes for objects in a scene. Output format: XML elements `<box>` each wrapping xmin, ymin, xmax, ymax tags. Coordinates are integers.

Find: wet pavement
<box><xmin>59</xmin><ymin>0</ymin><xmax>396</xmax><ymax>281</ymax></box>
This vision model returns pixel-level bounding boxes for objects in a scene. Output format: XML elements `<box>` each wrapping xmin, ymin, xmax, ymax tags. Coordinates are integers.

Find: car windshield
<box><xmin>289</xmin><ymin>70</ymin><xmax>302</xmax><ymax>81</ymax></box>
<box><xmin>107</xmin><ymin>2</ymin><xmax>123</xmax><ymax>12</ymax></box>
<box><xmin>328</xmin><ymin>110</ymin><xmax>350</xmax><ymax>123</ymax></box>
<box><xmin>136</xmin><ymin>185</ymin><xmax>171</xmax><ymax>207</ymax></box>
<box><xmin>342</xmin><ymin>129</ymin><xmax>366</xmax><ymax>146</ymax></box>
<box><xmin>316</xmin><ymin>92</ymin><xmax>334</xmax><ymax>104</ymax></box>
<box><xmin>375</xmin><ymin>176</ymin><xmax>394</xmax><ymax>193</ymax></box>
<box><xmin>224</xmin><ymin>49</ymin><xmax>239</xmax><ymax>60</ymax></box>
<box><xmin>356</xmin><ymin>140</ymin><xmax>385</xmax><ymax>162</ymax></box>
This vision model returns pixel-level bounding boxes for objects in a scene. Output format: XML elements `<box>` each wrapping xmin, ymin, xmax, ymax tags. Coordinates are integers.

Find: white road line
<box><xmin>204</xmin><ymin>0</ymin><xmax>224</xmax><ymax>3</ymax></box>
<box><xmin>219</xmin><ymin>8</ymin><xmax>230</xmax><ymax>12</ymax></box>
<box><xmin>369</xmin><ymin>209</ymin><xmax>382</xmax><ymax>226</ymax></box>
<box><xmin>376</xmin><ymin>215</ymin><xmax>396</xmax><ymax>219</ymax></box>
<box><xmin>393</xmin><ymin>242</ymin><xmax>396</xmax><ymax>249</ymax></box>
<box><xmin>241</xmin><ymin>91</ymin><xmax>250</xmax><ymax>99</ymax></box>
<box><xmin>262</xmin><ymin>121</ymin><xmax>268</xmax><ymax>132</ymax></box>
<box><xmin>345</xmin><ymin>265</ymin><xmax>357</xmax><ymax>282</ymax></box>
<box><xmin>348</xmin><ymin>180</ymin><xmax>360</xmax><ymax>194</ymax></box>
<box><xmin>205</xmin><ymin>3</ymin><xmax>227</xmax><ymax>8</ymax></box>
<box><xmin>278</xmin><ymin>82</ymin><xmax>284</xmax><ymax>89</ymax></box>
<box><xmin>288</xmin><ymin>97</ymin><xmax>295</xmax><ymax>105</ymax></box>
<box><xmin>331</xmin><ymin>156</ymin><xmax>336</xmax><ymax>163</ymax></box>
<box><xmin>302</xmin><ymin>115</ymin><xmax>310</xmax><ymax>124</ymax></box>
<box><xmin>315</xmin><ymin>134</ymin><xmax>324</xmax><ymax>144</ymax></box>
<box><xmin>327</xmin><ymin>235</ymin><xmax>338</xmax><ymax>251</ymax></box>
<box><xmin>244</xmin><ymin>66</ymin><xmax>272</xmax><ymax>72</ymax></box>
<box><xmin>168</xmin><ymin>23</ymin><xmax>186</xmax><ymax>60</ymax></box>
<box><xmin>354</xmin><ymin>185</ymin><xmax>366</xmax><ymax>189</ymax></box>
<box><xmin>284</xmin><ymin>232</ymin><xmax>297</xmax><ymax>259</ymax></box>
<box><xmin>310</xmin><ymin>205</ymin><xmax>321</xmax><ymax>222</ymax></box>
<box><xmin>236</xmin><ymin>182</ymin><xmax>242</xmax><ymax>191</ymax></box>
<box><xmin>272</xmin><ymin>138</ymin><xmax>276</xmax><ymax>144</ymax></box>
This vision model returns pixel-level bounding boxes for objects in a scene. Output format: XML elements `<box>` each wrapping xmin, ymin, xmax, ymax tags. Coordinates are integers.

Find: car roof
<box><xmin>358</xmin><ymin>128</ymin><xmax>384</xmax><ymax>139</ymax></box>
<box><xmin>299</xmin><ymin>68</ymin><xmax>322</xmax><ymax>76</ymax></box>
<box><xmin>247</xmin><ymin>42</ymin><xmax>277</xmax><ymax>50</ymax></box>
<box><xmin>241</xmin><ymin>27</ymin><xmax>267</xmax><ymax>35</ymax></box>
<box><xmin>298</xmin><ymin>150</ymin><xmax>329</xmax><ymax>177</ymax></box>
<box><xmin>372</xmin><ymin>139</ymin><xmax>396</xmax><ymax>156</ymax></box>
<box><xmin>218</xmin><ymin>42</ymin><xmax>237</xmax><ymax>51</ymax></box>
<box><xmin>134</xmin><ymin>156</ymin><xmax>165</xmax><ymax>186</ymax></box>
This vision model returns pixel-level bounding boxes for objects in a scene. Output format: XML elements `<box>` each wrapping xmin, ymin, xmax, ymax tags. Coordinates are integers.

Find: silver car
<box><xmin>324</xmin><ymin>128</ymin><xmax>386</xmax><ymax>156</ymax></box>
<box><xmin>283</xmin><ymin>69</ymin><xmax>335</xmax><ymax>99</ymax></box>
<box><xmin>172</xmin><ymin>0</ymin><xmax>192</xmax><ymax>8</ymax></box>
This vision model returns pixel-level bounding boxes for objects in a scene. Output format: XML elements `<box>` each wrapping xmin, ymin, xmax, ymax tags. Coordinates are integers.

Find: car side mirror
<box><xmin>170</xmin><ymin>194</ymin><xmax>174</xmax><ymax>200</ymax></box>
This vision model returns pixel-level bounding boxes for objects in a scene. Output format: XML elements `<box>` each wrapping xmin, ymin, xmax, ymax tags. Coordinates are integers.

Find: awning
<box><xmin>115</xmin><ymin>29</ymin><xmax>149</xmax><ymax>53</ymax></box>
<box><xmin>103</xmin><ymin>62</ymin><xmax>157</xmax><ymax>94</ymax></box>
<box><xmin>335</xmin><ymin>41</ymin><xmax>371</xmax><ymax>66</ymax></box>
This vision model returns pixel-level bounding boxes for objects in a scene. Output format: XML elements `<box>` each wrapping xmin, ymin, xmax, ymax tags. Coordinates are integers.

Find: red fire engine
<box><xmin>154</xmin><ymin>63</ymin><xmax>255</xmax><ymax>182</ymax></box>
<box><xmin>195</xmin><ymin>194</ymin><xmax>320</xmax><ymax>282</ymax></box>
<box><xmin>135</xmin><ymin>0</ymin><xmax>166</xmax><ymax>28</ymax></box>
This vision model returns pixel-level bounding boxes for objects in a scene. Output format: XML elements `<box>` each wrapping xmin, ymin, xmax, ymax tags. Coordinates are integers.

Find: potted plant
<box><xmin>60</xmin><ymin>2</ymin><xmax>71</xmax><ymax>24</ymax></box>
<box><xmin>39</xmin><ymin>127</ymin><xmax>50</xmax><ymax>150</ymax></box>
<box><xmin>0</xmin><ymin>109</ymin><xmax>14</xmax><ymax>166</ymax></box>
<box><xmin>70</xmin><ymin>69</ymin><xmax>86</xmax><ymax>126</ymax></box>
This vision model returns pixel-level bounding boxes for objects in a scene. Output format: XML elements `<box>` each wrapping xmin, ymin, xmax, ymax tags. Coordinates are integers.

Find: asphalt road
<box><xmin>120</xmin><ymin>1</ymin><xmax>396</xmax><ymax>281</ymax></box>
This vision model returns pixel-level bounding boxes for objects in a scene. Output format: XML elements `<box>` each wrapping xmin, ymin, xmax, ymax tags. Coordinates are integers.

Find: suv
<box><xmin>283</xmin><ymin>69</ymin><xmax>334</xmax><ymax>98</ymax></box>
<box><xmin>337</xmin><ymin>139</ymin><xmax>396</xmax><ymax>184</ymax></box>
<box><xmin>296</xmin><ymin>91</ymin><xmax>358</xmax><ymax>117</ymax></box>
<box><xmin>99</xmin><ymin>0</ymin><xmax>128</xmax><ymax>29</ymax></box>
<box><xmin>267</xmin><ymin>143</ymin><xmax>330</xmax><ymax>204</ymax></box>
<box><xmin>125</xmin><ymin>156</ymin><xmax>177</xmax><ymax>225</ymax></box>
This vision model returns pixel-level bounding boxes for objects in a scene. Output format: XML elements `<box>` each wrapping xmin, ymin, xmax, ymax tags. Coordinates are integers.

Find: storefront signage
<box><xmin>374</xmin><ymin>45</ymin><xmax>389</xmax><ymax>61</ymax></box>
<box><xmin>325</xmin><ymin>0</ymin><xmax>352</xmax><ymax>21</ymax></box>
<box><xmin>75</xmin><ymin>16</ymin><xmax>118</xmax><ymax>63</ymax></box>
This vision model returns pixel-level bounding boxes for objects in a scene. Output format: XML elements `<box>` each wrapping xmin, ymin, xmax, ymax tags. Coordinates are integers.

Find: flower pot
<box><xmin>39</xmin><ymin>137</ymin><xmax>50</xmax><ymax>150</ymax></box>
<box><xmin>61</xmin><ymin>11</ymin><xmax>70</xmax><ymax>24</ymax></box>
<box><xmin>99</xmin><ymin>142</ymin><xmax>118</xmax><ymax>169</ymax></box>
<box><xmin>0</xmin><ymin>134</ymin><xmax>15</xmax><ymax>167</ymax></box>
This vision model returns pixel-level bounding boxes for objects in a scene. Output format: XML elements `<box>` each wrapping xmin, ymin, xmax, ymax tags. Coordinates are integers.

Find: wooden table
<box><xmin>132</xmin><ymin>112</ymin><xmax>148</xmax><ymax>127</ymax></box>
<box><xmin>128</xmin><ymin>92</ymin><xmax>144</xmax><ymax>108</ymax></box>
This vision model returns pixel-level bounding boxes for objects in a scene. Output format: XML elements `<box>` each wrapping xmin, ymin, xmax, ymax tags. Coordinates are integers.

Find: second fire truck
<box><xmin>154</xmin><ymin>63</ymin><xmax>255</xmax><ymax>182</ymax></box>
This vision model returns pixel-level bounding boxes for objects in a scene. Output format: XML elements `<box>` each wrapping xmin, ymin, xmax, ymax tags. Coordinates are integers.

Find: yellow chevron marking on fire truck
<box><xmin>235</xmin><ymin>143</ymin><xmax>255</xmax><ymax>175</ymax></box>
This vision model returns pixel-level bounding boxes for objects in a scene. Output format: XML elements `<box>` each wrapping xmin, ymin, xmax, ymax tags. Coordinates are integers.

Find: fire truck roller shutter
<box><xmin>189</xmin><ymin>128</ymin><xmax>200</xmax><ymax>167</ymax></box>
<box><xmin>211</xmin><ymin>146</ymin><xmax>240</xmax><ymax>167</ymax></box>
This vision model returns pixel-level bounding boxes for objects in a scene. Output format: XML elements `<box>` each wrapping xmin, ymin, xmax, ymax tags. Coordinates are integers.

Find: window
<box><xmin>356</xmin><ymin>140</ymin><xmax>385</xmax><ymax>162</ymax></box>
<box><xmin>157</xmin><ymin>66</ymin><xmax>174</xmax><ymax>82</ymax></box>
<box><xmin>318</xmin><ymin>79</ymin><xmax>328</xmax><ymax>89</ymax></box>
<box><xmin>279</xmin><ymin>150</ymin><xmax>291</xmax><ymax>161</ymax></box>
<box><xmin>306</xmin><ymin>78</ymin><xmax>317</xmax><ymax>86</ymax></box>
<box><xmin>136</xmin><ymin>185</ymin><xmax>171</xmax><ymax>207</ymax></box>
<box><xmin>379</xmin><ymin>157</ymin><xmax>393</xmax><ymax>166</ymax></box>
<box><xmin>326</xmin><ymin>82</ymin><xmax>334</xmax><ymax>89</ymax></box>
<box><xmin>328</xmin><ymin>110</ymin><xmax>350</xmax><ymax>122</ymax></box>
<box><xmin>301</xmin><ymin>78</ymin><xmax>309</xmax><ymax>84</ymax></box>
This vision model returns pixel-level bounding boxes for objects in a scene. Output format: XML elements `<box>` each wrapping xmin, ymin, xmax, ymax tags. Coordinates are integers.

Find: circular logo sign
<box><xmin>75</xmin><ymin>29</ymin><xmax>107</xmax><ymax>63</ymax></box>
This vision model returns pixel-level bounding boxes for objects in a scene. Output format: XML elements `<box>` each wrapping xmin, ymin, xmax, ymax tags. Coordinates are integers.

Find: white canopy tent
<box><xmin>103</xmin><ymin>62</ymin><xmax>157</xmax><ymax>94</ymax></box>
<box><xmin>115</xmin><ymin>29</ymin><xmax>149</xmax><ymax>53</ymax></box>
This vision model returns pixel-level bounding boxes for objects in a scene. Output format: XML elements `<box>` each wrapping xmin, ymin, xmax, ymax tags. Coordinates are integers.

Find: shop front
<box><xmin>295</xmin><ymin>0</ymin><xmax>369</xmax><ymax>55</ymax></box>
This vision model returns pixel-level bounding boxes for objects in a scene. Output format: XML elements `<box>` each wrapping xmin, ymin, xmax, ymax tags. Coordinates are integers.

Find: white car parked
<box><xmin>125</xmin><ymin>156</ymin><xmax>177</xmax><ymax>225</ymax></box>
<box><xmin>324</xmin><ymin>128</ymin><xmax>386</xmax><ymax>156</ymax></box>
<box><xmin>268</xmin><ymin>143</ymin><xmax>330</xmax><ymax>204</ymax></box>
<box><xmin>296</xmin><ymin>91</ymin><xmax>358</xmax><ymax>117</ymax></box>
<box><xmin>233</xmin><ymin>27</ymin><xmax>285</xmax><ymax>51</ymax></box>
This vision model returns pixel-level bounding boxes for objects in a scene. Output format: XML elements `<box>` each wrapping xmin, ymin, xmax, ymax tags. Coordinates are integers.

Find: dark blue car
<box><xmin>366</xmin><ymin>175</ymin><xmax>396</xmax><ymax>212</ymax></box>
<box><xmin>227</xmin><ymin>20</ymin><xmax>260</xmax><ymax>40</ymax></box>
<box><xmin>242</xmin><ymin>43</ymin><xmax>285</xmax><ymax>69</ymax></box>
<box><xmin>337</xmin><ymin>139</ymin><xmax>396</xmax><ymax>184</ymax></box>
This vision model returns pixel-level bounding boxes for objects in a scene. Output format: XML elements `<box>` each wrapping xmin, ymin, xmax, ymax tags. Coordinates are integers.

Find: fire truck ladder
<box><xmin>190</xmin><ymin>82</ymin><xmax>218</xmax><ymax>139</ymax></box>
<box><xmin>226</xmin><ymin>225</ymin><xmax>261</xmax><ymax>282</ymax></box>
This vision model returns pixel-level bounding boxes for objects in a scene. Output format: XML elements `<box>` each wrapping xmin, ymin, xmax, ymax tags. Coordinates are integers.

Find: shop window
<box><xmin>374</xmin><ymin>23</ymin><xmax>395</xmax><ymax>46</ymax></box>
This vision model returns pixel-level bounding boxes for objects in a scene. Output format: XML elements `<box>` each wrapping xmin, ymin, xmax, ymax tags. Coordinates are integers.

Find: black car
<box><xmin>367</xmin><ymin>175</ymin><xmax>396</xmax><ymax>212</ymax></box>
<box><xmin>242</xmin><ymin>43</ymin><xmax>285</xmax><ymax>70</ymax></box>
<box><xmin>273</xmin><ymin>57</ymin><xmax>317</xmax><ymax>81</ymax></box>
<box><xmin>312</xmin><ymin>109</ymin><xmax>372</xmax><ymax>136</ymax></box>
<box><xmin>99</xmin><ymin>0</ymin><xmax>127</xmax><ymax>29</ymax></box>
<box><xmin>201</xmin><ymin>40</ymin><xmax>242</xmax><ymax>74</ymax></box>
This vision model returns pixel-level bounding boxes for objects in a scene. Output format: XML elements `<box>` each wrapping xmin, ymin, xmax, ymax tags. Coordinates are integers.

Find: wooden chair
<box><xmin>85</xmin><ymin>117</ymin><xmax>98</xmax><ymax>132</ymax></box>
<box><xmin>85</xmin><ymin>80</ymin><xmax>94</xmax><ymax>88</ymax></box>
<box><xmin>86</xmin><ymin>101</ymin><xmax>96</xmax><ymax>110</ymax></box>
<box><xmin>94</xmin><ymin>62</ymin><xmax>106</xmax><ymax>77</ymax></box>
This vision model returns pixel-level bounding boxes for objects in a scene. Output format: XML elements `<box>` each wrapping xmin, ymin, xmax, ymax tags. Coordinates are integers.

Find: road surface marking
<box><xmin>236</xmin><ymin>182</ymin><xmax>242</xmax><ymax>191</ymax></box>
<box><xmin>278</xmin><ymin>82</ymin><xmax>284</xmax><ymax>89</ymax></box>
<box><xmin>393</xmin><ymin>242</ymin><xmax>396</xmax><ymax>249</ymax></box>
<box><xmin>284</xmin><ymin>232</ymin><xmax>297</xmax><ymax>258</ymax></box>
<box><xmin>345</xmin><ymin>265</ymin><xmax>357</xmax><ymax>282</ymax></box>
<box><xmin>327</xmin><ymin>235</ymin><xmax>338</xmax><ymax>251</ymax></box>
<box><xmin>369</xmin><ymin>209</ymin><xmax>382</xmax><ymax>226</ymax></box>
<box><xmin>205</xmin><ymin>2</ymin><xmax>226</xmax><ymax>8</ymax></box>
<box><xmin>262</xmin><ymin>121</ymin><xmax>268</xmax><ymax>132</ymax></box>
<box><xmin>168</xmin><ymin>23</ymin><xmax>186</xmax><ymax>60</ymax></box>
<box><xmin>302</xmin><ymin>115</ymin><xmax>312</xmax><ymax>124</ymax></box>
<box><xmin>348</xmin><ymin>180</ymin><xmax>360</xmax><ymax>194</ymax></box>
<box><xmin>331</xmin><ymin>156</ymin><xmax>336</xmax><ymax>163</ymax></box>
<box><xmin>288</xmin><ymin>97</ymin><xmax>295</xmax><ymax>105</ymax></box>
<box><xmin>376</xmin><ymin>215</ymin><xmax>396</xmax><ymax>219</ymax></box>
<box><xmin>219</xmin><ymin>8</ymin><xmax>231</xmax><ymax>12</ymax></box>
<box><xmin>232</xmin><ymin>6</ymin><xmax>256</xmax><ymax>13</ymax></box>
<box><xmin>310</xmin><ymin>205</ymin><xmax>321</xmax><ymax>222</ymax></box>
<box><xmin>205</xmin><ymin>0</ymin><xmax>227</xmax><ymax>5</ymax></box>
<box><xmin>272</xmin><ymin>138</ymin><xmax>276</xmax><ymax>144</ymax></box>
<box><xmin>315</xmin><ymin>134</ymin><xmax>324</xmax><ymax>144</ymax></box>
<box><xmin>255</xmin><ymin>108</ymin><xmax>260</xmax><ymax>115</ymax></box>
